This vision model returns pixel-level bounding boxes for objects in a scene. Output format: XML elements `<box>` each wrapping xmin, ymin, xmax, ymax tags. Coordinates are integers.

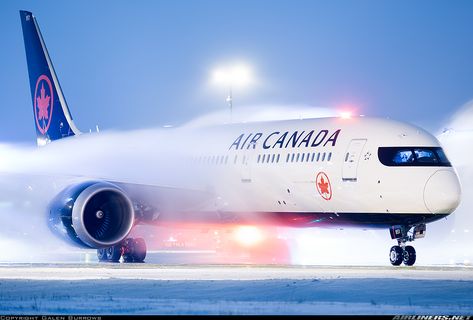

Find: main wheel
<box><xmin>97</xmin><ymin>248</ymin><xmax>108</xmax><ymax>262</ymax></box>
<box><xmin>402</xmin><ymin>245</ymin><xmax>416</xmax><ymax>266</ymax></box>
<box><xmin>122</xmin><ymin>238</ymin><xmax>135</xmax><ymax>263</ymax></box>
<box><xmin>389</xmin><ymin>245</ymin><xmax>403</xmax><ymax>266</ymax></box>
<box><xmin>132</xmin><ymin>237</ymin><xmax>147</xmax><ymax>263</ymax></box>
<box><xmin>105</xmin><ymin>244</ymin><xmax>122</xmax><ymax>262</ymax></box>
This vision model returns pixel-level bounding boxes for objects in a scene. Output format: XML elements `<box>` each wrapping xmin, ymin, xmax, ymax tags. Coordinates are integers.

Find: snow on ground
<box><xmin>0</xmin><ymin>264</ymin><xmax>472</xmax><ymax>315</ymax></box>
<box><xmin>0</xmin><ymin>264</ymin><xmax>472</xmax><ymax>281</ymax></box>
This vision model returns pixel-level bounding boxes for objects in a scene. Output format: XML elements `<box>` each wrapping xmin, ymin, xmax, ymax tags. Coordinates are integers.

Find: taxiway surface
<box><xmin>0</xmin><ymin>261</ymin><xmax>472</xmax><ymax>315</ymax></box>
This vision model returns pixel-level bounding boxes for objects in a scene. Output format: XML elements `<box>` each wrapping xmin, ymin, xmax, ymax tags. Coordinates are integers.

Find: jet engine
<box><xmin>48</xmin><ymin>181</ymin><xmax>135</xmax><ymax>248</ymax></box>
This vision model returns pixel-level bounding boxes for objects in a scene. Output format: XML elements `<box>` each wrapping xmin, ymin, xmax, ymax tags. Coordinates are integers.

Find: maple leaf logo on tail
<box><xmin>33</xmin><ymin>75</ymin><xmax>54</xmax><ymax>135</ymax></box>
<box><xmin>36</xmin><ymin>83</ymin><xmax>50</xmax><ymax>120</ymax></box>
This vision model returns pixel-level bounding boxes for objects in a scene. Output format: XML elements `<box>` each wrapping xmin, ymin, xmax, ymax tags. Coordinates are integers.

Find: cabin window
<box><xmin>328</xmin><ymin>152</ymin><xmax>332</xmax><ymax>162</ymax></box>
<box><xmin>322</xmin><ymin>152</ymin><xmax>326</xmax><ymax>161</ymax></box>
<box><xmin>317</xmin><ymin>153</ymin><xmax>321</xmax><ymax>162</ymax></box>
<box><xmin>378</xmin><ymin>147</ymin><xmax>451</xmax><ymax>167</ymax></box>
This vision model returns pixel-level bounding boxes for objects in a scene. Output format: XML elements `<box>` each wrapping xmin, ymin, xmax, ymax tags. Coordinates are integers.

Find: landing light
<box><xmin>234</xmin><ymin>226</ymin><xmax>264</xmax><ymax>247</ymax></box>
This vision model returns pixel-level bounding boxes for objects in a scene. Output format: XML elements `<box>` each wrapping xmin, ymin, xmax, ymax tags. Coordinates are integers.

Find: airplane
<box><xmin>17</xmin><ymin>10</ymin><xmax>461</xmax><ymax>266</ymax></box>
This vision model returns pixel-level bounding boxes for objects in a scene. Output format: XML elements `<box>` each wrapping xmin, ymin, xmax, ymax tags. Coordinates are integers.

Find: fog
<box><xmin>0</xmin><ymin>103</ymin><xmax>471</xmax><ymax>265</ymax></box>
<box><xmin>0</xmin><ymin>105</ymin><xmax>337</xmax><ymax>263</ymax></box>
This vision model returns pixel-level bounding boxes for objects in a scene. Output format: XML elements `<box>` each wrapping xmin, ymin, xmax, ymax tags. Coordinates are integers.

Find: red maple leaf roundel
<box><xmin>318</xmin><ymin>177</ymin><xmax>330</xmax><ymax>195</ymax></box>
<box><xmin>316</xmin><ymin>172</ymin><xmax>332</xmax><ymax>200</ymax></box>
<box><xmin>36</xmin><ymin>83</ymin><xmax>50</xmax><ymax>120</ymax></box>
<box><xmin>33</xmin><ymin>75</ymin><xmax>54</xmax><ymax>135</ymax></box>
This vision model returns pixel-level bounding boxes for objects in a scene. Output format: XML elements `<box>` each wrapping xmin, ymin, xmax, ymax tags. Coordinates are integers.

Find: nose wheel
<box><xmin>388</xmin><ymin>224</ymin><xmax>423</xmax><ymax>266</ymax></box>
<box><xmin>389</xmin><ymin>246</ymin><xmax>403</xmax><ymax>266</ymax></box>
<box><xmin>97</xmin><ymin>237</ymin><xmax>147</xmax><ymax>263</ymax></box>
<box><xmin>402</xmin><ymin>245</ymin><xmax>416</xmax><ymax>266</ymax></box>
<box><xmin>389</xmin><ymin>245</ymin><xmax>416</xmax><ymax>266</ymax></box>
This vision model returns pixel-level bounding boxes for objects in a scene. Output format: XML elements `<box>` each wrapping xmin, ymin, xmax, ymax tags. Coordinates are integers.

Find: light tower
<box><xmin>212</xmin><ymin>63</ymin><xmax>253</xmax><ymax>122</ymax></box>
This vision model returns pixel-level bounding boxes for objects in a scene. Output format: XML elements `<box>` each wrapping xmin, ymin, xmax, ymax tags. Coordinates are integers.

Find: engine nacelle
<box><xmin>48</xmin><ymin>181</ymin><xmax>135</xmax><ymax>248</ymax></box>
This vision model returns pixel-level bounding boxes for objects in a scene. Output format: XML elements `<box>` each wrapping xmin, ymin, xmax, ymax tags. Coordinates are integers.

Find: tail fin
<box><xmin>20</xmin><ymin>10</ymin><xmax>81</xmax><ymax>146</ymax></box>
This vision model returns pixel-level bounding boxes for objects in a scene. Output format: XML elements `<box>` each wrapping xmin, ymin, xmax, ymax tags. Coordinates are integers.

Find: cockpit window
<box><xmin>392</xmin><ymin>149</ymin><xmax>414</xmax><ymax>164</ymax></box>
<box><xmin>378</xmin><ymin>147</ymin><xmax>451</xmax><ymax>167</ymax></box>
<box><xmin>414</xmin><ymin>149</ymin><xmax>438</xmax><ymax>164</ymax></box>
<box><xmin>435</xmin><ymin>148</ymin><xmax>449</xmax><ymax>164</ymax></box>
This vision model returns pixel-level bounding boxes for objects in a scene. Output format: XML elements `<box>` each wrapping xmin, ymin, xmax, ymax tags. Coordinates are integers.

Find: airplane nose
<box><xmin>424</xmin><ymin>170</ymin><xmax>461</xmax><ymax>214</ymax></box>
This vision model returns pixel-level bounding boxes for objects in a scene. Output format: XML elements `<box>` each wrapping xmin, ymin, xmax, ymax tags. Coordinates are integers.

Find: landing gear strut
<box><xmin>97</xmin><ymin>237</ymin><xmax>147</xmax><ymax>263</ymax></box>
<box><xmin>388</xmin><ymin>224</ymin><xmax>425</xmax><ymax>266</ymax></box>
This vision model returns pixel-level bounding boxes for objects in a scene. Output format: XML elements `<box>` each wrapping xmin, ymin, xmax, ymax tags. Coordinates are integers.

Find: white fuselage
<box><xmin>3</xmin><ymin>116</ymin><xmax>461</xmax><ymax>229</ymax></box>
<box><xmin>168</xmin><ymin>116</ymin><xmax>461</xmax><ymax>228</ymax></box>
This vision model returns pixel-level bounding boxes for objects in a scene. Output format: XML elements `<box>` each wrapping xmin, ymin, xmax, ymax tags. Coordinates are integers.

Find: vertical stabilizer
<box><xmin>20</xmin><ymin>10</ymin><xmax>81</xmax><ymax>146</ymax></box>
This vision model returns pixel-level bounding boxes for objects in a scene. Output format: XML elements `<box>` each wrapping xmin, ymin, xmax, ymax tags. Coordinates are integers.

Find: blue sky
<box><xmin>1</xmin><ymin>0</ymin><xmax>473</xmax><ymax>143</ymax></box>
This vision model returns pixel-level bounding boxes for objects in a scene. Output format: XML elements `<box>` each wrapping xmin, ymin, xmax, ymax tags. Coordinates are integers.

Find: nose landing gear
<box><xmin>389</xmin><ymin>245</ymin><xmax>403</xmax><ymax>266</ymax></box>
<box><xmin>402</xmin><ymin>245</ymin><xmax>416</xmax><ymax>266</ymax></box>
<box><xmin>97</xmin><ymin>237</ymin><xmax>147</xmax><ymax>263</ymax></box>
<box><xmin>388</xmin><ymin>224</ymin><xmax>424</xmax><ymax>266</ymax></box>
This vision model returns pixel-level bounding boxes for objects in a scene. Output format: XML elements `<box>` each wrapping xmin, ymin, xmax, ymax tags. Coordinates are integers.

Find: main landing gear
<box><xmin>388</xmin><ymin>224</ymin><xmax>426</xmax><ymax>266</ymax></box>
<box><xmin>97</xmin><ymin>237</ymin><xmax>147</xmax><ymax>263</ymax></box>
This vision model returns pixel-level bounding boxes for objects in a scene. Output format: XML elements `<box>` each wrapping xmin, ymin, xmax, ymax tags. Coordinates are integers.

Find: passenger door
<box><xmin>241</xmin><ymin>142</ymin><xmax>257</xmax><ymax>183</ymax></box>
<box><xmin>342</xmin><ymin>139</ymin><xmax>367</xmax><ymax>181</ymax></box>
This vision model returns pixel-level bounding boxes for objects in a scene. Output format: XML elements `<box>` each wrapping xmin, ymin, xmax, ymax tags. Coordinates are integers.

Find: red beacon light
<box><xmin>339</xmin><ymin>111</ymin><xmax>352</xmax><ymax>119</ymax></box>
